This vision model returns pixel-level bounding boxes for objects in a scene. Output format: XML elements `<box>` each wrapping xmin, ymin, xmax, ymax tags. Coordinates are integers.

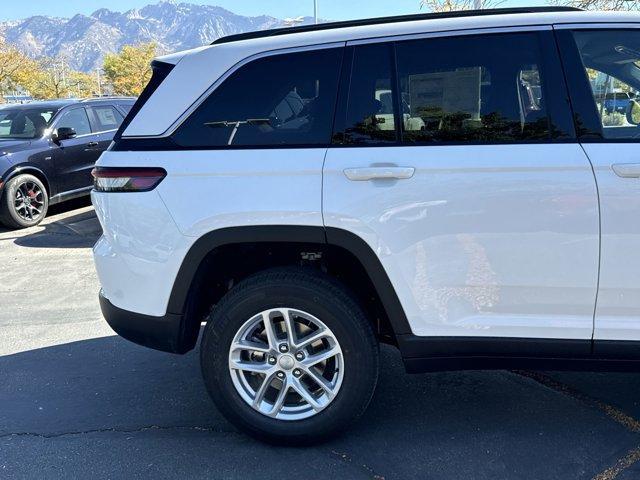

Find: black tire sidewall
<box><xmin>1</xmin><ymin>174</ymin><xmax>48</xmax><ymax>228</ymax></box>
<box><xmin>200</xmin><ymin>270</ymin><xmax>378</xmax><ymax>443</ymax></box>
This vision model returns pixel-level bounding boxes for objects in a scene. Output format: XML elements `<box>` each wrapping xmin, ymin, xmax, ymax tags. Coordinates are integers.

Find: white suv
<box><xmin>92</xmin><ymin>7</ymin><xmax>640</xmax><ymax>443</ymax></box>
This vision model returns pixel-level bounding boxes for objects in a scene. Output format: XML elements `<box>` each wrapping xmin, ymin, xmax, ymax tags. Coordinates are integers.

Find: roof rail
<box><xmin>211</xmin><ymin>7</ymin><xmax>582</xmax><ymax>45</ymax></box>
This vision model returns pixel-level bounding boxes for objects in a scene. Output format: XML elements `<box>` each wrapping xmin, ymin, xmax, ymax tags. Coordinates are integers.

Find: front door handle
<box><xmin>343</xmin><ymin>167</ymin><xmax>415</xmax><ymax>181</ymax></box>
<box><xmin>86</xmin><ymin>141</ymin><xmax>99</xmax><ymax>147</ymax></box>
<box><xmin>612</xmin><ymin>163</ymin><xmax>640</xmax><ymax>178</ymax></box>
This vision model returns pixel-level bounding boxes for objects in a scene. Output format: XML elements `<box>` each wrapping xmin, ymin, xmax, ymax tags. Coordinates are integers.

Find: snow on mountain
<box><xmin>0</xmin><ymin>1</ymin><xmax>314</xmax><ymax>72</ymax></box>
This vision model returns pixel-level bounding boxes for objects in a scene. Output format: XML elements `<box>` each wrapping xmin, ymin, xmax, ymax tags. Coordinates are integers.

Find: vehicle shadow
<box><xmin>1</xmin><ymin>339</ymin><xmax>637</xmax><ymax>479</ymax></box>
<box><xmin>10</xmin><ymin>201</ymin><xmax>101</xmax><ymax>249</ymax></box>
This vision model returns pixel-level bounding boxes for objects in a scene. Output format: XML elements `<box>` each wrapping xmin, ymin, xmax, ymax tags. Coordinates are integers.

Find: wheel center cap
<box><xmin>278</xmin><ymin>354</ymin><xmax>295</xmax><ymax>370</ymax></box>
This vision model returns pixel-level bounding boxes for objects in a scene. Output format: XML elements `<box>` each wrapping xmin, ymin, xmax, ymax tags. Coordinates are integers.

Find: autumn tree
<box><xmin>420</xmin><ymin>0</ymin><xmax>505</xmax><ymax>12</ymax></box>
<box><xmin>0</xmin><ymin>39</ymin><xmax>38</xmax><ymax>99</ymax></box>
<box><xmin>549</xmin><ymin>0</ymin><xmax>639</xmax><ymax>9</ymax></box>
<box><xmin>18</xmin><ymin>57</ymin><xmax>96</xmax><ymax>99</ymax></box>
<box><xmin>0</xmin><ymin>41</ymin><xmax>33</xmax><ymax>85</ymax></box>
<box><xmin>103</xmin><ymin>43</ymin><xmax>157</xmax><ymax>96</ymax></box>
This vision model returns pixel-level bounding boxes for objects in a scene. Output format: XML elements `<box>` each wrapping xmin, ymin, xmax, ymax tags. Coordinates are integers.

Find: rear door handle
<box><xmin>612</xmin><ymin>163</ymin><xmax>640</xmax><ymax>178</ymax></box>
<box><xmin>343</xmin><ymin>167</ymin><xmax>415</xmax><ymax>181</ymax></box>
<box><xmin>86</xmin><ymin>141</ymin><xmax>99</xmax><ymax>147</ymax></box>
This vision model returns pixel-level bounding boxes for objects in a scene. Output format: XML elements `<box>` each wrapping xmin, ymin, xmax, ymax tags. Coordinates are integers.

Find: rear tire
<box><xmin>0</xmin><ymin>174</ymin><xmax>49</xmax><ymax>229</ymax></box>
<box><xmin>200</xmin><ymin>267</ymin><xmax>379</xmax><ymax>444</ymax></box>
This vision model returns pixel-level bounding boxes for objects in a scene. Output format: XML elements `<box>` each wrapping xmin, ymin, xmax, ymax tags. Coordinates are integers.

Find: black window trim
<box><xmin>114</xmin><ymin>27</ymin><xmax>581</xmax><ymax>152</ymax></box>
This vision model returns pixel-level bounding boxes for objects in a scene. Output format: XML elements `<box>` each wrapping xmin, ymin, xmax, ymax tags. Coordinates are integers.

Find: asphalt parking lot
<box><xmin>3</xmin><ymin>202</ymin><xmax>640</xmax><ymax>479</ymax></box>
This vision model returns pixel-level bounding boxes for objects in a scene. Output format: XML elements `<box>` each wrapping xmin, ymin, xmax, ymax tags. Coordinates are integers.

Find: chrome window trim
<box><xmin>346</xmin><ymin>24</ymin><xmax>551</xmax><ymax>46</ymax></box>
<box><xmin>68</xmin><ymin>128</ymin><xmax>117</xmax><ymax>139</ymax></box>
<box><xmin>125</xmin><ymin>41</ymin><xmax>346</xmax><ymax>139</ymax></box>
<box><xmin>554</xmin><ymin>22</ymin><xmax>640</xmax><ymax>30</ymax></box>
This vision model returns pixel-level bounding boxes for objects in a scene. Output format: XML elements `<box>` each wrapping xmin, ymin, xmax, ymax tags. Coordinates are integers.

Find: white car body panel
<box><xmin>582</xmin><ymin>143</ymin><xmax>640</xmax><ymax>341</ymax></box>
<box><xmin>323</xmin><ymin>144</ymin><xmax>600</xmax><ymax>339</ymax></box>
<box><xmin>92</xmin><ymin>188</ymin><xmax>191</xmax><ymax>316</ymax></box>
<box><xmin>92</xmin><ymin>148</ymin><xmax>326</xmax><ymax>314</ymax></box>
<box><xmin>153</xmin><ymin>149</ymin><xmax>326</xmax><ymax>237</ymax></box>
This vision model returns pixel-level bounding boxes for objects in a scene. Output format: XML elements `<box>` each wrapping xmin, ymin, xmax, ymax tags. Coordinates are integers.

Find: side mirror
<box><xmin>627</xmin><ymin>100</ymin><xmax>640</xmax><ymax>125</ymax></box>
<box><xmin>53</xmin><ymin>127</ymin><xmax>77</xmax><ymax>143</ymax></box>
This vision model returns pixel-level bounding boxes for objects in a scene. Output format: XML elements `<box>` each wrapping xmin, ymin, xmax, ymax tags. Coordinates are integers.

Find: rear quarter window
<box><xmin>171</xmin><ymin>47</ymin><xmax>344</xmax><ymax>148</ymax></box>
<box><xmin>91</xmin><ymin>105</ymin><xmax>124</xmax><ymax>131</ymax></box>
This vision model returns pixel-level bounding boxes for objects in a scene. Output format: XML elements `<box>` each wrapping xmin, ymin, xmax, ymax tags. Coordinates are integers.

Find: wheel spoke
<box><xmin>302</xmin><ymin>344</ymin><xmax>340</xmax><ymax>367</ymax></box>
<box><xmin>296</xmin><ymin>328</ymin><xmax>328</xmax><ymax>350</ymax></box>
<box><xmin>291</xmin><ymin>377</ymin><xmax>322</xmax><ymax>411</ymax></box>
<box><xmin>303</xmin><ymin>367</ymin><xmax>337</xmax><ymax>401</ymax></box>
<box><xmin>281</xmin><ymin>309</ymin><xmax>297</xmax><ymax>347</ymax></box>
<box><xmin>261</xmin><ymin>312</ymin><xmax>279</xmax><ymax>350</ymax></box>
<box><xmin>229</xmin><ymin>358</ymin><xmax>272</xmax><ymax>374</ymax></box>
<box><xmin>252</xmin><ymin>372</ymin><xmax>277</xmax><ymax>409</ymax></box>
<box><xmin>231</xmin><ymin>339</ymin><xmax>270</xmax><ymax>354</ymax></box>
<box><xmin>267</xmin><ymin>378</ymin><xmax>289</xmax><ymax>417</ymax></box>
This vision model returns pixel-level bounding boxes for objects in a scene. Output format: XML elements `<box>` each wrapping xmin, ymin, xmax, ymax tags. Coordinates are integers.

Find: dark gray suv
<box><xmin>0</xmin><ymin>97</ymin><xmax>135</xmax><ymax>228</ymax></box>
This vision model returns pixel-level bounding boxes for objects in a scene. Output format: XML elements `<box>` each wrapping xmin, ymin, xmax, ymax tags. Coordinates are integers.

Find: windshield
<box><xmin>0</xmin><ymin>107</ymin><xmax>59</xmax><ymax>140</ymax></box>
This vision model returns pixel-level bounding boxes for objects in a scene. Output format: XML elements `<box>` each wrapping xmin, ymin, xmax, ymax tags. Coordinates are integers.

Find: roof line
<box><xmin>211</xmin><ymin>7</ymin><xmax>582</xmax><ymax>45</ymax></box>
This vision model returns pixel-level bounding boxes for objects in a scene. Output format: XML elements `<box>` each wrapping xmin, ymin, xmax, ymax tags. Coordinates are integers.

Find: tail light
<box><xmin>92</xmin><ymin>167</ymin><xmax>167</xmax><ymax>192</ymax></box>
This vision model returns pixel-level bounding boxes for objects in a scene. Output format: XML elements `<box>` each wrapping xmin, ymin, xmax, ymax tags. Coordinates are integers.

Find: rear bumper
<box><xmin>99</xmin><ymin>290</ymin><xmax>192</xmax><ymax>354</ymax></box>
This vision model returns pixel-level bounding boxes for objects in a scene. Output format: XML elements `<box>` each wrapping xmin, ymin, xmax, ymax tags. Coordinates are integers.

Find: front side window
<box><xmin>573</xmin><ymin>30</ymin><xmax>640</xmax><ymax>140</ymax></box>
<box><xmin>0</xmin><ymin>107</ymin><xmax>58</xmax><ymax>140</ymax></box>
<box><xmin>395</xmin><ymin>32</ymin><xmax>550</xmax><ymax>143</ymax></box>
<box><xmin>172</xmin><ymin>48</ymin><xmax>343</xmax><ymax>148</ymax></box>
<box><xmin>56</xmin><ymin>108</ymin><xmax>92</xmax><ymax>136</ymax></box>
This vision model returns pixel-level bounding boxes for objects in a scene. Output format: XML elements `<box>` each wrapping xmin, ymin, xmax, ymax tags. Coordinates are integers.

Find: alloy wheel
<box><xmin>14</xmin><ymin>180</ymin><xmax>45</xmax><ymax>222</ymax></box>
<box><xmin>228</xmin><ymin>307</ymin><xmax>344</xmax><ymax>421</ymax></box>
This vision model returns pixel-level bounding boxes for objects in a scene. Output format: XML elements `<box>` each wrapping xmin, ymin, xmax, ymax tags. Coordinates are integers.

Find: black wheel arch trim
<box><xmin>1</xmin><ymin>165</ymin><xmax>51</xmax><ymax>197</ymax></box>
<box><xmin>166</xmin><ymin>225</ymin><xmax>413</xmax><ymax>338</ymax></box>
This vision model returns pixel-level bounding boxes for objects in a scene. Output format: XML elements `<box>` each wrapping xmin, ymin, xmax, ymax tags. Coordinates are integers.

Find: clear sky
<box><xmin>2</xmin><ymin>0</ymin><xmax>547</xmax><ymax>22</ymax></box>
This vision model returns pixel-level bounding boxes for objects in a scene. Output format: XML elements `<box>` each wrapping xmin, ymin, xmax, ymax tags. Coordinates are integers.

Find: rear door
<box><xmin>323</xmin><ymin>29</ymin><xmax>600</xmax><ymax>342</ymax></box>
<box><xmin>52</xmin><ymin>107</ymin><xmax>101</xmax><ymax>194</ymax></box>
<box><xmin>557</xmin><ymin>26</ymin><xmax>640</xmax><ymax>345</ymax></box>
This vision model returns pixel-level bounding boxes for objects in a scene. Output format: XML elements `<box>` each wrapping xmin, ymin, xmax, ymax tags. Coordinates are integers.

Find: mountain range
<box><xmin>0</xmin><ymin>1</ymin><xmax>318</xmax><ymax>72</ymax></box>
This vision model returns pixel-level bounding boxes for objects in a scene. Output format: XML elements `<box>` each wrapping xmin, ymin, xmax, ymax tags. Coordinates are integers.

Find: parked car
<box><xmin>92</xmin><ymin>7</ymin><xmax>640</xmax><ymax>443</ymax></box>
<box><xmin>603</xmin><ymin>91</ymin><xmax>634</xmax><ymax>114</ymax></box>
<box><xmin>0</xmin><ymin>97</ymin><xmax>135</xmax><ymax>228</ymax></box>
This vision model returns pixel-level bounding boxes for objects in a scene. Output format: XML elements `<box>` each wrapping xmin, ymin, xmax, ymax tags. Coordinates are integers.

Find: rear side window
<box><xmin>117</xmin><ymin>103</ymin><xmax>133</xmax><ymax>115</ymax></box>
<box><xmin>172</xmin><ymin>48</ymin><xmax>343</xmax><ymax>148</ymax></box>
<box><xmin>90</xmin><ymin>105</ymin><xmax>124</xmax><ymax>131</ymax></box>
<box><xmin>396</xmin><ymin>32</ymin><xmax>550</xmax><ymax>143</ymax></box>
